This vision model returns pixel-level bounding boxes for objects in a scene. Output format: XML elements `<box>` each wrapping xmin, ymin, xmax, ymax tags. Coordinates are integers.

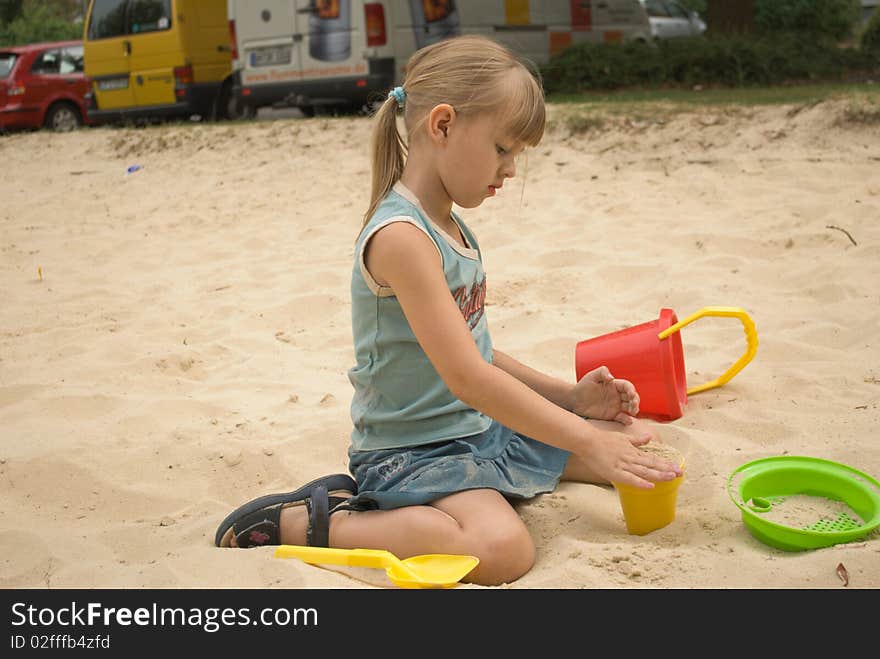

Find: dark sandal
<box><xmin>305</xmin><ymin>484</ymin><xmax>346</xmax><ymax>548</ymax></box>
<box><xmin>215</xmin><ymin>473</ymin><xmax>356</xmax><ymax>548</ymax></box>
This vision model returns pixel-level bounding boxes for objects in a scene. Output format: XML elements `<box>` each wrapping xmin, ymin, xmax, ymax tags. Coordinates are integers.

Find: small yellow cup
<box><xmin>614</xmin><ymin>465</ymin><xmax>685</xmax><ymax>536</ymax></box>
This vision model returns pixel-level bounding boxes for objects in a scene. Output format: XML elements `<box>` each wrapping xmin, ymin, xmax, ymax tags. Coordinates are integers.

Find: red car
<box><xmin>0</xmin><ymin>39</ymin><xmax>93</xmax><ymax>132</ymax></box>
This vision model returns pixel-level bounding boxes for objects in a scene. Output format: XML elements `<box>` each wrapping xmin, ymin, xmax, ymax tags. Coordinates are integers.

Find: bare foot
<box><xmin>279</xmin><ymin>505</ymin><xmax>310</xmax><ymax>545</ymax></box>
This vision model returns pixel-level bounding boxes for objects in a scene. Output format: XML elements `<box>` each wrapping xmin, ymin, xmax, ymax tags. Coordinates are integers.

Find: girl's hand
<box><xmin>582</xmin><ymin>427</ymin><xmax>682</xmax><ymax>490</ymax></box>
<box><xmin>571</xmin><ymin>366</ymin><xmax>640</xmax><ymax>425</ymax></box>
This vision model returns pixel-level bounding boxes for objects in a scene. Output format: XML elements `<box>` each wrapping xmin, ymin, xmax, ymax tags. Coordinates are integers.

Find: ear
<box><xmin>427</xmin><ymin>103</ymin><xmax>456</xmax><ymax>145</ymax></box>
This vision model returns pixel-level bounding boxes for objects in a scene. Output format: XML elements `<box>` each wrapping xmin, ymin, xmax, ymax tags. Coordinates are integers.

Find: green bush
<box><xmin>754</xmin><ymin>0</ymin><xmax>862</xmax><ymax>42</ymax></box>
<box><xmin>678</xmin><ymin>0</ymin><xmax>706</xmax><ymax>16</ymax></box>
<box><xmin>0</xmin><ymin>0</ymin><xmax>25</xmax><ymax>26</ymax></box>
<box><xmin>861</xmin><ymin>6</ymin><xmax>880</xmax><ymax>52</ymax></box>
<box><xmin>539</xmin><ymin>33</ymin><xmax>880</xmax><ymax>94</ymax></box>
<box><xmin>0</xmin><ymin>3</ymin><xmax>81</xmax><ymax>47</ymax></box>
<box><xmin>541</xmin><ymin>40</ymin><xmax>663</xmax><ymax>91</ymax></box>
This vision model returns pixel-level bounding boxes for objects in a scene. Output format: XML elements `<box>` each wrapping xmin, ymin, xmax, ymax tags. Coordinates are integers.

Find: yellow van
<box><xmin>83</xmin><ymin>0</ymin><xmax>234</xmax><ymax>123</ymax></box>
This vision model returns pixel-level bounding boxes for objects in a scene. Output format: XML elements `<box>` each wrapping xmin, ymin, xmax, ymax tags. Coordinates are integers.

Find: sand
<box><xmin>1</xmin><ymin>95</ymin><xmax>879</xmax><ymax>590</ymax></box>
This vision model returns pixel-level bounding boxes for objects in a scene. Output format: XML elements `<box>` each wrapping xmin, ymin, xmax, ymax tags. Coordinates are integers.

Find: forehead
<box><xmin>460</xmin><ymin>112</ymin><xmax>525</xmax><ymax>146</ymax></box>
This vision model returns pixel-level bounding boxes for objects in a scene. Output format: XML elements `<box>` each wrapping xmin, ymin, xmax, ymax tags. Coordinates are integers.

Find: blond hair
<box><xmin>362</xmin><ymin>34</ymin><xmax>546</xmax><ymax>229</ymax></box>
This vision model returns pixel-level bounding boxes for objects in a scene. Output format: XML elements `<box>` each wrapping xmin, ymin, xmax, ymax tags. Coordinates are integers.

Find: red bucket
<box><xmin>575</xmin><ymin>307</ymin><xmax>758</xmax><ymax>421</ymax></box>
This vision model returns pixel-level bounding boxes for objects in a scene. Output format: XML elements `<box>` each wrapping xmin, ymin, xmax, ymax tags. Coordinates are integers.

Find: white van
<box><xmin>226</xmin><ymin>0</ymin><xmax>395</xmax><ymax>117</ymax></box>
<box><xmin>226</xmin><ymin>0</ymin><xmax>651</xmax><ymax>117</ymax></box>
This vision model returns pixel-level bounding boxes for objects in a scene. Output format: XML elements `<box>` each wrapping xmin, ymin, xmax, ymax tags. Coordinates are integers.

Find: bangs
<box><xmin>493</xmin><ymin>66</ymin><xmax>546</xmax><ymax>147</ymax></box>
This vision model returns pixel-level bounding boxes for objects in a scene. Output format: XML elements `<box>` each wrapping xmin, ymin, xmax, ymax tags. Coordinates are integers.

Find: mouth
<box><xmin>487</xmin><ymin>184</ymin><xmax>502</xmax><ymax>196</ymax></box>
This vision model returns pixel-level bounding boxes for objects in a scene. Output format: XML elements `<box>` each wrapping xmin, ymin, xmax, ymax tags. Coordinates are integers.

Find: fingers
<box><xmin>620</xmin><ymin>461</ymin><xmax>680</xmax><ymax>487</ymax></box>
<box><xmin>617</xmin><ymin>381</ymin><xmax>638</xmax><ymax>399</ymax></box>
<box><xmin>628</xmin><ymin>432</ymin><xmax>652</xmax><ymax>447</ymax></box>
<box><xmin>583</xmin><ymin>365</ymin><xmax>613</xmax><ymax>383</ymax></box>
<box><xmin>625</xmin><ymin>442</ymin><xmax>682</xmax><ymax>477</ymax></box>
<box><xmin>630</xmin><ymin>396</ymin><xmax>640</xmax><ymax>415</ymax></box>
<box><xmin>614</xmin><ymin>473</ymin><xmax>655</xmax><ymax>489</ymax></box>
<box><xmin>614</xmin><ymin>412</ymin><xmax>634</xmax><ymax>425</ymax></box>
<box><xmin>641</xmin><ymin>462</ymin><xmax>682</xmax><ymax>480</ymax></box>
<box><xmin>615</xmin><ymin>379</ymin><xmax>640</xmax><ymax>415</ymax></box>
<box><xmin>639</xmin><ymin>454</ymin><xmax>683</xmax><ymax>479</ymax></box>
<box><xmin>622</xmin><ymin>394</ymin><xmax>639</xmax><ymax>416</ymax></box>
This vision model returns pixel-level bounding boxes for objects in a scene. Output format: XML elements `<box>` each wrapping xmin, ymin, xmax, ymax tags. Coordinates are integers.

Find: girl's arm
<box><xmin>492</xmin><ymin>349</ymin><xmax>575</xmax><ymax>411</ymax></box>
<box><xmin>493</xmin><ymin>350</ymin><xmax>639</xmax><ymax>424</ymax></box>
<box><xmin>364</xmin><ymin>223</ymin><xmax>679</xmax><ymax>489</ymax></box>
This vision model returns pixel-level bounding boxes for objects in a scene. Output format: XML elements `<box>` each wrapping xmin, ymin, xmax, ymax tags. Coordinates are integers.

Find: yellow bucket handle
<box><xmin>657</xmin><ymin>306</ymin><xmax>758</xmax><ymax>396</ymax></box>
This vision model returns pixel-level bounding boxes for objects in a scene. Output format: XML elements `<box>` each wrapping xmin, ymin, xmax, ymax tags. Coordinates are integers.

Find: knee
<box><xmin>468</xmin><ymin>524</ymin><xmax>535</xmax><ymax>587</ymax></box>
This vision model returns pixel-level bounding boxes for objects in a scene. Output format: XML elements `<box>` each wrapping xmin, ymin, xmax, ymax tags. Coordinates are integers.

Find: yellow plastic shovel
<box><xmin>274</xmin><ymin>545</ymin><xmax>479</xmax><ymax>589</ymax></box>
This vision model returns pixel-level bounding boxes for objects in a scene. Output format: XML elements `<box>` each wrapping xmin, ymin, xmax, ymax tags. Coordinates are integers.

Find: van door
<box><xmin>407</xmin><ymin>0</ymin><xmax>460</xmax><ymax>50</ymax></box>
<box><xmin>85</xmin><ymin>0</ymin><xmax>136</xmax><ymax>109</ymax></box>
<box><xmin>591</xmin><ymin>0</ymin><xmax>644</xmax><ymax>43</ymax></box>
<box><xmin>304</xmin><ymin>0</ymin><xmax>351</xmax><ymax>64</ymax></box>
<box><xmin>300</xmin><ymin>0</ymin><xmax>371</xmax><ymax>81</ymax></box>
<box><xmin>184</xmin><ymin>1</ymin><xmax>231</xmax><ymax>87</ymax></box>
<box><xmin>126</xmin><ymin>0</ymin><xmax>179</xmax><ymax>107</ymax></box>
<box><xmin>128</xmin><ymin>0</ymin><xmax>184</xmax><ymax>106</ymax></box>
<box><xmin>234</xmin><ymin>0</ymin><xmax>302</xmax><ymax>91</ymax></box>
<box><xmin>390</xmin><ymin>0</ymin><xmax>460</xmax><ymax>82</ymax></box>
<box><xmin>663</xmin><ymin>1</ymin><xmax>697</xmax><ymax>37</ymax></box>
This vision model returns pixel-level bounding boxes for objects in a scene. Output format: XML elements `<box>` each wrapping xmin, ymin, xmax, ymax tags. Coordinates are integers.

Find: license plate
<box><xmin>249</xmin><ymin>45</ymin><xmax>292</xmax><ymax>68</ymax></box>
<box><xmin>97</xmin><ymin>77</ymin><xmax>129</xmax><ymax>91</ymax></box>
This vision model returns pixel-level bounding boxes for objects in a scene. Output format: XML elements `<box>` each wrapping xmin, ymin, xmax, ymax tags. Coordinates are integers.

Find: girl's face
<box><xmin>437</xmin><ymin>112</ymin><xmax>524</xmax><ymax>209</ymax></box>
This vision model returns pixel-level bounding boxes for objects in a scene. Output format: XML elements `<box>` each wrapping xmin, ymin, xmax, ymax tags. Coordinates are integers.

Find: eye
<box><xmin>496</xmin><ymin>145</ymin><xmax>508</xmax><ymax>155</ymax></box>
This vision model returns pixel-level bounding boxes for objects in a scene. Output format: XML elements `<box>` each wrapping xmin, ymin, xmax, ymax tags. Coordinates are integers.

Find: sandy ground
<box><xmin>1</xmin><ymin>93</ymin><xmax>879</xmax><ymax>589</ymax></box>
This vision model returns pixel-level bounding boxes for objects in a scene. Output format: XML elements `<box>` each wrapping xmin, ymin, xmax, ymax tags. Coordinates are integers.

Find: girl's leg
<box><xmin>280</xmin><ymin>488</ymin><xmax>535</xmax><ymax>586</ymax></box>
<box><xmin>560</xmin><ymin>450</ymin><xmax>607</xmax><ymax>485</ymax></box>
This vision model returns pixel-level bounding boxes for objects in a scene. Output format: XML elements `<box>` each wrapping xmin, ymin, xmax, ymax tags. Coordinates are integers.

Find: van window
<box><xmin>129</xmin><ymin>0</ymin><xmax>172</xmax><ymax>34</ymax></box>
<box><xmin>88</xmin><ymin>0</ymin><xmax>129</xmax><ymax>39</ymax></box>
<box><xmin>665</xmin><ymin>1</ymin><xmax>689</xmax><ymax>19</ymax></box>
<box><xmin>87</xmin><ymin>0</ymin><xmax>172</xmax><ymax>39</ymax></box>
<box><xmin>643</xmin><ymin>0</ymin><xmax>671</xmax><ymax>18</ymax></box>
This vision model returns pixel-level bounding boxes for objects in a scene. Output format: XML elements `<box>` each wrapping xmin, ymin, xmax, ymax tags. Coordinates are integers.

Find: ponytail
<box><xmin>361</xmin><ymin>95</ymin><xmax>407</xmax><ymax>232</ymax></box>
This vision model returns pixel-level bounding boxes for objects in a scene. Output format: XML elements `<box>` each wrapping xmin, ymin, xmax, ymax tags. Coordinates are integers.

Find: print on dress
<box><xmin>452</xmin><ymin>275</ymin><xmax>486</xmax><ymax>330</ymax></box>
<box><xmin>376</xmin><ymin>453</ymin><xmax>407</xmax><ymax>481</ymax></box>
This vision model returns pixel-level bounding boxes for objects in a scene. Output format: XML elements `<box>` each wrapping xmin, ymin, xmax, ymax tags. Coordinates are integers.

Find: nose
<box><xmin>500</xmin><ymin>156</ymin><xmax>516</xmax><ymax>180</ymax></box>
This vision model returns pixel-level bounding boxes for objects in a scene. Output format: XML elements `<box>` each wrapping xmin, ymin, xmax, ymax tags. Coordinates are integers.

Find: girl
<box><xmin>215</xmin><ymin>34</ymin><xmax>682</xmax><ymax>586</ymax></box>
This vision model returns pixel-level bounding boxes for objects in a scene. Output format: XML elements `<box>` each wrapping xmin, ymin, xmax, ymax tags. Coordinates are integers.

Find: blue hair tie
<box><xmin>388</xmin><ymin>86</ymin><xmax>406</xmax><ymax>109</ymax></box>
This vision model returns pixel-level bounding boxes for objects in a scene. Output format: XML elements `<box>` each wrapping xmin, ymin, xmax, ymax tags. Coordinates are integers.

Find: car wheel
<box><xmin>236</xmin><ymin>101</ymin><xmax>256</xmax><ymax>121</ymax></box>
<box><xmin>219</xmin><ymin>81</ymin><xmax>255</xmax><ymax>121</ymax></box>
<box><xmin>224</xmin><ymin>95</ymin><xmax>255</xmax><ymax>121</ymax></box>
<box><xmin>44</xmin><ymin>103</ymin><xmax>82</xmax><ymax>132</ymax></box>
